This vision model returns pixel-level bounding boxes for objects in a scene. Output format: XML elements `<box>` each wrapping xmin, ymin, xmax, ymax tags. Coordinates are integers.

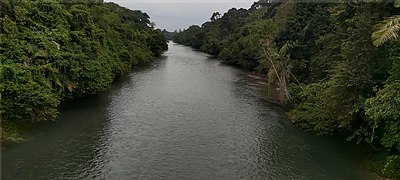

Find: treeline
<box><xmin>0</xmin><ymin>0</ymin><xmax>168</xmax><ymax>142</ymax></box>
<box><xmin>174</xmin><ymin>1</ymin><xmax>400</xmax><ymax>178</ymax></box>
<box><xmin>161</xmin><ymin>29</ymin><xmax>176</xmax><ymax>41</ymax></box>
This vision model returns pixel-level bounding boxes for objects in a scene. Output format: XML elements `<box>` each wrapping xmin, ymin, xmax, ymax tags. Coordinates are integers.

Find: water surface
<box><xmin>2</xmin><ymin>42</ymin><xmax>374</xmax><ymax>179</ymax></box>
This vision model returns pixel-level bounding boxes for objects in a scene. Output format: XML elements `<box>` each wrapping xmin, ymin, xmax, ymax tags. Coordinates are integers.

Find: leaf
<box><xmin>372</xmin><ymin>15</ymin><xmax>400</xmax><ymax>47</ymax></box>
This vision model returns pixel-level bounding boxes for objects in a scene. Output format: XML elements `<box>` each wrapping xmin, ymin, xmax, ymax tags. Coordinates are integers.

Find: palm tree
<box><xmin>262</xmin><ymin>40</ymin><xmax>296</xmax><ymax>103</ymax></box>
<box><xmin>372</xmin><ymin>15</ymin><xmax>400</xmax><ymax>47</ymax></box>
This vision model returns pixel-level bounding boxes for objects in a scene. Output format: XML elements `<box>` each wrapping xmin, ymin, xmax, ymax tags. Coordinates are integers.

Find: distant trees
<box><xmin>161</xmin><ymin>29</ymin><xmax>176</xmax><ymax>41</ymax></box>
<box><xmin>174</xmin><ymin>1</ymin><xmax>400</xmax><ymax>178</ymax></box>
<box><xmin>0</xmin><ymin>0</ymin><xmax>167</xmax><ymax>142</ymax></box>
<box><xmin>173</xmin><ymin>25</ymin><xmax>204</xmax><ymax>49</ymax></box>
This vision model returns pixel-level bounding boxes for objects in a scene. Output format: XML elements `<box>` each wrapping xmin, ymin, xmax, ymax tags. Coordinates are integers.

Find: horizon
<box><xmin>104</xmin><ymin>0</ymin><xmax>254</xmax><ymax>31</ymax></box>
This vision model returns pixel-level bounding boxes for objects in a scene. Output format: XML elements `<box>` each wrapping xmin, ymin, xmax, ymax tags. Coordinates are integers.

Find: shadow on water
<box><xmin>2</xmin><ymin>95</ymin><xmax>111</xmax><ymax>179</ymax></box>
<box><xmin>1</xmin><ymin>56</ymin><xmax>169</xmax><ymax>179</ymax></box>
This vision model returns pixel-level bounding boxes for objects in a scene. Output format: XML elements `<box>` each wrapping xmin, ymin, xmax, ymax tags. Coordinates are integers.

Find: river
<box><xmin>2</xmin><ymin>42</ymin><xmax>375</xmax><ymax>179</ymax></box>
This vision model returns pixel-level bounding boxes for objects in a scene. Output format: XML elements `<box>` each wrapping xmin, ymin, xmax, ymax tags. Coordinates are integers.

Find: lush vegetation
<box><xmin>174</xmin><ymin>0</ymin><xmax>400</xmax><ymax>178</ymax></box>
<box><xmin>0</xmin><ymin>0</ymin><xmax>168</xmax><ymax>142</ymax></box>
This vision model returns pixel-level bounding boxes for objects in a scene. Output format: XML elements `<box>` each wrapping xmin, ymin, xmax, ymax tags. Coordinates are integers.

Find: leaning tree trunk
<box><xmin>262</xmin><ymin>41</ymin><xmax>292</xmax><ymax>105</ymax></box>
<box><xmin>277</xmin><ymin>64</ymin><xmax>290</xmax><ymax>104</ymax></box>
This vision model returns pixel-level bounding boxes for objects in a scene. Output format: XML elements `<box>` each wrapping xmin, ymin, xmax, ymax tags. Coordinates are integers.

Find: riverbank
<box><xmin>173</xmin><ymin>39</ymin><xmax>399</xmax><ymax>179</ymax></box>
<box><xmin>172</xmin><ymin>1</ymin><xmax>400</xmax><ymax>178</ymax></box>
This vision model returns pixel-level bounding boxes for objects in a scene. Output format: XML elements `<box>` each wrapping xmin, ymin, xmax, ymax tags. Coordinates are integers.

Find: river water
<box><xmin>2</xmin><ymin>42</ymin><xmax>375</xmax><ymax>179</ymax></box>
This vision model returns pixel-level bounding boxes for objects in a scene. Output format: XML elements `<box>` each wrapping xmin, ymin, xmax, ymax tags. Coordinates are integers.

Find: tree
<box><xmin>210</xmin><ymin>12</ymin><xmax>220</xmax><ymax>21</ymax></box>
<box><xmin>262</xmin><ymin>41</ymin><xmax>296</xmax><ymax>103</ymax></box>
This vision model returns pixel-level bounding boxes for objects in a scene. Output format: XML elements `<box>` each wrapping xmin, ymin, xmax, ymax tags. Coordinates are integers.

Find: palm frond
<box><xmin>372</xmin><ymin>15</ymin><xmax>400</xmax><ymax>47</ymax></box>
<box><xmin>279</xmin><ymin>41</ymin><xmax>297</xmax><ymax>55</ymax></box>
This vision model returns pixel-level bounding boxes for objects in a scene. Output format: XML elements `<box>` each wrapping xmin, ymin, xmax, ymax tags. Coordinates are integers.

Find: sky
<box><xmin>104</xmin><ymin>0</ymin><xmax>255</xmax><ymax>31</ymax></box>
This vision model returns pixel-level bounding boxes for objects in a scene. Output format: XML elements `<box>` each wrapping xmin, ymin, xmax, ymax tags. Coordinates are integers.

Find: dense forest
<box><xmin>0</xmin><ymin>0</ymin><xmax>168</xmax><ymax>142</ymax></box>
<box><xmin>174</xmin><ymin>0</ymin><xmax>400</xmax><ymax>178</ymax></box>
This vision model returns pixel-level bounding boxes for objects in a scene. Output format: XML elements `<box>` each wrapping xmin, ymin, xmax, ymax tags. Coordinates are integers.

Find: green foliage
<box><xmin>289</xmin><ymin>82</ymin><xmax>335</xmax><ymax>134</ymax></box>
<box><xmin>174</xmin><ymin>7</ymin><xmax>274</xmax><ymax>70</ymax></box>
<box><xmin>1</xmin><ymin>64</ymin><xmax>60</xmax><ymax>124</ymax></box>
<box><xmin>276</xmin><ymin>3</ymin><xmax>334</xmax><ymax>82</ymax></box>
<box><xmin>0</xmin><ymin>0</ymin><xmax>167</xmax><ymax>141</ymax></box>
<box><xmin>149</xmin><ymin>29</ymin><xmax>168</xmax><ymax>57</ymax></box>
<box><xmin>366</xmin><ymin>81</ymin><xmax>400</xmax><ymax>150</ymax></box>
<box><xmin>173</xmin><ymin>25</ymin><xmax>204</xmax><ymax>48</ymax></box>
<box><xmin>382</xmin><ymin>155</ymin><xmax>400</xmax><ymax>178</ymax></box>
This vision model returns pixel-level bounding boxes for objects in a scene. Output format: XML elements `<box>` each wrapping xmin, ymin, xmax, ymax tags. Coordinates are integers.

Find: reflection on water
<box><xmin>2</xmin><ymin>42</ymin><xmax>374</xmax><ymax>179</ymax></box>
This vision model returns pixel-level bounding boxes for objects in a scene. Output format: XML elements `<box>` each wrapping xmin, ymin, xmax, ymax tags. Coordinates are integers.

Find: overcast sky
<box><xmin>104</xmin><ymin>0</ymin><xmax>254</xmax><ymax>31</ymax></box>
